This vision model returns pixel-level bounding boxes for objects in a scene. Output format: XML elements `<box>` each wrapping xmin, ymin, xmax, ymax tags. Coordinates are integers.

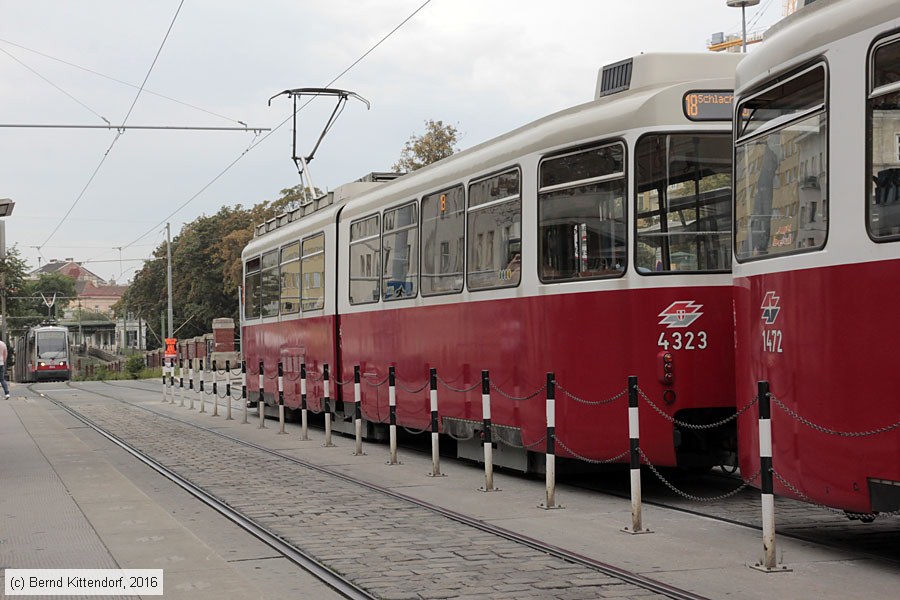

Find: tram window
<box><xmin>468</xmin><ymin>170</ymin><xmax>522</xmax><ymax>290</ymax></box>
<box><xmin>635</xmin><ymin>134</ymin><xmax>732</xmax><ymax>274</ymax></box>
<box><xmin>422</xmin><ymin>186</ymin><xmax>464</xmax><ymax>296</ymax></box>
<box><xmin>280</xmin><ymin>242</ymin><xmax>300</xmax><ymax>314</ymax></box>
<box><xmin>538</xmin><ymin>142</ymin><xmax>626</xmax><ymax>282</ymax></box>
<box><xmin>735</xmin><ymin>65</ymin><xmax>827</xmax><ymax>260</ymax></box>
<box><xmin>301</xmin><ymin>234</ymin><xmax>325</xmax><ymax>311</ymax></box>
<box><xmin>381</xmin><ymin>203</ymin><xmax>418</xmax><ymax>301</ymax></box>
<box><xmin>349</xmin><ymin>215</ymin><xmax>381</xmax><ymax>305</ymax></box>
<box><xmin>244</xmin><ymin>257</ymin><xmax>261</xmax><ymax>320</ymax></box>
<box><xmin>260</xmin><ymin>250</ymin><xmax>280</xmax><ymax>317</ymax></box>
<box><xmin>868</xmin><ymin>36</ymin><xmax>900</xmax><ymax>240</ymax></box>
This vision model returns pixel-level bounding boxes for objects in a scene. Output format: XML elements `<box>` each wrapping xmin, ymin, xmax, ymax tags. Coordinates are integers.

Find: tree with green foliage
<box><xmin>120</xmin><ymin>184</ymin><xmax>311</xmax><ymax>349</ymax></box>
<box><xmin>392</xmin><ymin>119</ymin><xmax>460</xmax><ymax>172</ymax></box>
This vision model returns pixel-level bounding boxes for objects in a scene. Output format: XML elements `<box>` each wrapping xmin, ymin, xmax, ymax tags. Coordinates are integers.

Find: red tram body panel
<box><xmin>733</xmin><ymin>0</ymin><xmax>900</xmax><ymax>514</ymax></box>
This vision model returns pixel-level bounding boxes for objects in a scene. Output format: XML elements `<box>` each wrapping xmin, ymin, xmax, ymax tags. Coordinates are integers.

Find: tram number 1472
<box><xmin>762</xmin><ymin>330</ymin><xmax>784</xmax><ymax>353</ymax></box>
<box><xmin>657</xmin><ymin>331</ymin><xmax>708</xmax><ymax>351</ymax></box>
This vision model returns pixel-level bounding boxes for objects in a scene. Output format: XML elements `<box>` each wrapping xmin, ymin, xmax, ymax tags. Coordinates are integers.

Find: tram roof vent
<box><xmin>595</xmin><ymin>53</ymin><xmax>743</xmax><ymax>101</ymax></box>
<box><xmin>598</xmin><ymin>58</ymin><xmax>633</xmax><ymax>97</ymax></box>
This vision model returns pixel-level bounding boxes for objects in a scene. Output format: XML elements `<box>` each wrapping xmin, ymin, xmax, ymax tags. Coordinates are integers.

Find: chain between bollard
<box><xmin>364</xmin><ymin>374</ymin><xmax>390</xmax><ymax>387</ymax></box>
<box><xmin>636</xmin><ymin>447</ymin><xmax>762</xmax><ymax>502</ymax></box>
<box><xmin>436</xmin><ymin>375</ymin><xmax>481</xmax><ymax>394</ymax></box>
<box><xmin>771</xmin><ymin>395</ymin><xmax>900</xmax><ymax>437</ymax></box>
<box><xmin>397</xmin><ymin>379</ymin><xmax>430</xmax><ymax>394</ymax></box>
<box><xmin>496</xmin><ymin>434</ymin><xmax>547</xmax><ymax>450</ymax></box>
<box><xmin>637</xmin><ymin>386</ymin><xmax>759</xmax><ymax>429</ymax></box>
<box><xmin>555</xmin><ymin>382</ymin><xmax>627</xmax><ymax>406</ymax></box>
<box><xmin>489</xmin><ymin>381</ymin><xmax>546</xmax><ymax>401</ymax></box>
<box><xmin>555</xmin><ymin>438</ymin><xmax>629</xmax><ymax>464</ymax></box>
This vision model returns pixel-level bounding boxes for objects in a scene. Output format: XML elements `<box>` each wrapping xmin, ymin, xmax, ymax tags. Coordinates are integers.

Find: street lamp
<box><xmin>727</xmin><ymin>0</ymin><xmax>761</xmax><ymax>53</ymax></box>
<box><xmin>0</xmin><ymin>197</ymin><xmax>17</xmax><ymax>343</ymax></box>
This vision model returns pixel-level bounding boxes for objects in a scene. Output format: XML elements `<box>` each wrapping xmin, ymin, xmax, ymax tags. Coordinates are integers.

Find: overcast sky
<box><xmin>0</xmin><ymin>0</ymin><xmax>783</xmax><ymax>282</ymax></box>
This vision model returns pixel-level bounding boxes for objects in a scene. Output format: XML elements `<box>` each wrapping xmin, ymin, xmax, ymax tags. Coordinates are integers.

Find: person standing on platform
<box><xmin>0</xmin><ymin>339</ymin><xmax>10</xmax><ymax>399</ymax></box>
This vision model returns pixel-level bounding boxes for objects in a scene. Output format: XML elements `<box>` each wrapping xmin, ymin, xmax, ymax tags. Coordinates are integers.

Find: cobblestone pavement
<box><xmin>49</xmin><ymin>390</ymin><xmax>673</xmax><ymax>600</ymax></box>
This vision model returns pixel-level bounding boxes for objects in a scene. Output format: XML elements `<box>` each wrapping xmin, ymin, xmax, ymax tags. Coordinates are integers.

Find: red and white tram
<box><xmin>243</xmin><ymin>52</ymin><xmax>742</xmax><ymax>471</ymax></box>
<box><xmin>733</xmin><ymin>0</ymin><xmax>900</xmax><ymax>514</ymax></box>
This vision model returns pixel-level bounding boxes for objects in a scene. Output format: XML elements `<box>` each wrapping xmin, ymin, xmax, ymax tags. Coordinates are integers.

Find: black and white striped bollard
<box><xmin>623</xmin><ymin>375</ymin><xmax>650</xmax><ymax>534</ymax></box>
<box><xmin>427</xmin><ymin>368</ymin><xmax>444</xmax><ymax>477</ymax></box>
<box><xmin>479</xmin><ymin>370</ymin><xmax>497</xmax><ymax>491</ymax></box>
<box><xmin>300</xmin><ymin>361</ymin><xmax>309</xmax><ymax>440</ymax></box>
<box><xmin>225</xmin><ymin>360</ymin><xmax>233</xmax><ymax>420</ymax></box>
<box><xmin>323</xmin><ymin>364</ymin><xmax>334</xmax><ymax>447</ymax></box>
<box><xmin>277</xmin><ymin>361</ymin><xmax>286</xmax><ymax>434</ymax></box>
<box><xmin>241</xmin><ymin>360</ymin><xmax>248</xmax><ymax>424</ymax></box>
<box><xmin>199</xmin><ymin>359</ymin><xmax>207</xmax><ymax>414</ymax></box>
<box><xmin>387</xmin><ymin>366</ymin><xmax>399</xmax><ymax>465</ymax></box>
<box><xmin>161</xmin><ymin>361</ymin><xmax>168</xmax><ymax>402</ymax></box>
<box><xmin>540</xmin><ymin>372</ymin><xmax>561</xmax><ymax>509</ymax></box>
<box><xmin>179</xmin><ymin>359</ymin><xmax>185</xmax><ymax>407</ymax></box>
<box><xmin>353</xmin><ymin>365</ymin><xmax>365</xmax><ymax>455</ymax></box>
<box><xmin>188</xmin><ymin>360</ymin><xmax>195</xmax><ymax>410</ymax></box>
<box><xmin>752</xmin><ymin>381</ymin><xmax>789</xmax><ymax>572</ymax></box>
<box><xmin>211</xmin><ymin>360</ymin><xmax>219</xmax><ymax>417</ymax></box>
<box><xmin>258</xmin><ymin>360</ymin><xmax>266</xmax><ymax>429</ymax></box>
<box><xmin>169</xmin><ymin>359</ymin><xmax>176</xmax><ymax>404</ymax></box>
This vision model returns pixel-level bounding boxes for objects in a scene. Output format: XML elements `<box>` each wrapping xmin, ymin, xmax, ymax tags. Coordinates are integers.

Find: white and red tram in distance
<box><xmin>733</xmin><ymin>0</ymin><xmax>900</xmax><ymax>515</ymax></box>
<box><xmin>242</xmin><ymin>52</ymin><xmax>743</xmax><ymax>471</ymax></box>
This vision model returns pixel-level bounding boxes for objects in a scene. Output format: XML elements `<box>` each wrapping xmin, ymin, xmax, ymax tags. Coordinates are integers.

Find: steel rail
<box><xmin>75</xmin><ymin>380</ymin><xmax>710</xmax><ymax>600</ymax></box>
<box><xmin>31</xmin><ymin>384</ymin><xmax>376</xmax><ymax>600</ymax></box>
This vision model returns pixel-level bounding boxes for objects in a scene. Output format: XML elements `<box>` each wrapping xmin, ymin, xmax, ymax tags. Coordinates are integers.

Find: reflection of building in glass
<box><xmin>869</xmin><ymin>100</ymin><xmax>900</xmax><ymax>236</ymax></box>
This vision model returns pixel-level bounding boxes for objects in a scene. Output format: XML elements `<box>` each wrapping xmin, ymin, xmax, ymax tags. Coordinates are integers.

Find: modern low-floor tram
<box><xmin>12</xmin><ymin>324</ymin><xmax>71</xmax><ymax>383</ymax></box>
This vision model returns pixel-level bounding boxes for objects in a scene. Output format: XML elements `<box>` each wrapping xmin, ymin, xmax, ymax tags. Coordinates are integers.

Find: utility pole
<box><xmin>727</xmin><ymin>0</ymin><xmax>761</xmax><ymax>53</ymax></box>
<box><xmin>166</xmin><ymin>223</ymin><xmax>174</xmax><ymax>339</ymax></box>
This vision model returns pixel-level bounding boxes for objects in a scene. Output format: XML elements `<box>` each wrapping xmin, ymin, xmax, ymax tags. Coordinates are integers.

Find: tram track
<box><xmin>87</xmin><ymin>379</ymin><xmax>900</xmax><ymax>565</ymax></box>
<box><xmin>32</xmin><ymin>380</ymin><xmax>712</xmax><ymax>600</ymax></box>
<box><xmin>29</xmin><ymin>382</ymin><xmax>376</xmax><ymax>600</ymax></box>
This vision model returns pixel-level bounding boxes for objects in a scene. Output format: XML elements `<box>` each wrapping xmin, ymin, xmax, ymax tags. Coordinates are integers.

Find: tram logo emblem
<box><xmin>761</xmin><ymin>291</ymin><xmax>781</xmax><ymax>325</ymax></box>
<box><xmin>658</xmin><ymin>301</ymin><xmax>703</xmax><ymax>328</ymax></box>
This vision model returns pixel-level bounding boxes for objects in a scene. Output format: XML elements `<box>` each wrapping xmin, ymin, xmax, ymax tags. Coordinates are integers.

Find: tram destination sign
<box><xmin>683</xmin><ymin>90</ymin><xmax>734</xmax><ymax>122</ymax></box>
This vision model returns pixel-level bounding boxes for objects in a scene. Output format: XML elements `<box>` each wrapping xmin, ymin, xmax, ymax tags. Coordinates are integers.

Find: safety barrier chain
<box><xmin>445</xmin><ymin>429</ymin><xmax>476</xmax><ymax>441</ymax></box>
<box><xmin>637</xmin><ymin>447</ymin><xmax>761</xmax><ymax>502</ymax></box>
<box><xmin>334</xmin><ymin>375</ymin><xmax>355</xmax><ymax>387</ymax></box>
<box><xmin>285</xmin><ymin>371</ymin><xmax>303</xmax><ymax>382</ymax></box>
<box><xmin>396</xmin><ymin>379</ymin><xmax>430</xmax><ymax>394</ymax></box>
<box><xmin>555</xmin><ymin>438</ymin><xmax>629</xmax><ymax>464</ymax></box>
<box><xmin>402</xmin><ymin>425</ymin><xmax>430</xmax><ymax>435</ymax></box>
<box><xmin>489</xmin><ymin>380</ymin><xmax>546</xmax><ymax>402</ymax></box>
<box><xmin>496</xmin><ymin>434</ymin><xmax>547</xmax><ymax>450</ymax></box>
<box><xmin>556</xmin><ymin>381</ymin><xmax>626</xmax><ymax>406</ymax></box>
<box><xmin>363</xmin><ymin>373</ymin><xmax>390</xmax><ymax>387</ymax></box>
<box><xmin>771</xmin><ymin>395</ymin><xmax>900</xmax><ymax>437</ymax></box>
<box><xmin>436</xmin><ymin>376</ymin><xmax>481</xmax><ymax>394</ymax></box>
<box><xmin>771</xmin><ymin>468</ymin><xmax>900</xmax><ymax>520</ymax></box>
<box><xmin>637</xmin><ymin>386</ymin><xmax>759</xmax><ymax>430</ymax></box>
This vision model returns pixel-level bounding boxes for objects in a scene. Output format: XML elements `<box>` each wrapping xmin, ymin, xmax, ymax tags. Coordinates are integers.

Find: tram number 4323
<box><xmin>657</xmin><ymin>331</ymin><xmax>708</xmax><ymax>351</ymax></box>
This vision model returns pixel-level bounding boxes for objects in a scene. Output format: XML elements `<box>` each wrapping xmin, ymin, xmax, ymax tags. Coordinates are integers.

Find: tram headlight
<box><xmin>38</xmin><ymin>361</ymin><xmax>45</xmax><ymax>367</ymax></box>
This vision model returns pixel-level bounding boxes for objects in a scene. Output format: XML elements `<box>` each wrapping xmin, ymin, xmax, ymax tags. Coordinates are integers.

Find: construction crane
<box><xmin>708</xmin><ymin>0</ymin><xmax>808</xmax><ymax>52</ymax></box>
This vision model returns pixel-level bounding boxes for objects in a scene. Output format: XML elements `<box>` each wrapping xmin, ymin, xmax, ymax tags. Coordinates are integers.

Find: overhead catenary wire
<box><xmin>37</xmin><ymin>0</ymin><xmax>186</xmax><ymax>253</ymax></box>
<box><xmin>118</xmin><ymin>0</ymin><xmax>435</xmax><ymax>252</ymax></box>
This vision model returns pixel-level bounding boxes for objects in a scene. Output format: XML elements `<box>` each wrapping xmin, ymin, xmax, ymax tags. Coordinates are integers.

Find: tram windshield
<box><xmin>36</xmin><ymin>331</ymin><xmax>67</xmax><ymax>359</ymax></box>
<box><xmin>635</xmin><ymin>134</ymin><xmax>732</xmax><ymax>273</ymax></box>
